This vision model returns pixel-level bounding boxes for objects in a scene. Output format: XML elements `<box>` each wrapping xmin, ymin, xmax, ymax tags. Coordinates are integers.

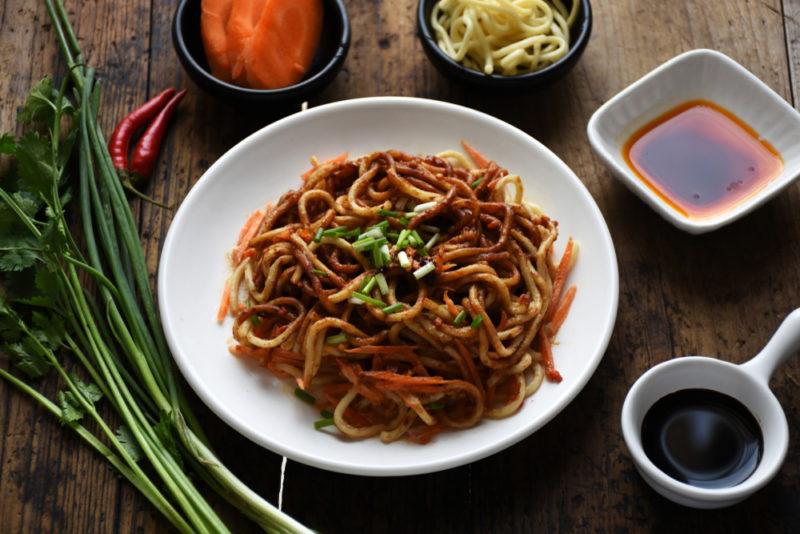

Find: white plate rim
<box><xmin>158</xmin><ymin>96</ymin><xmax>619</xmax><ymax>476</ymax></box>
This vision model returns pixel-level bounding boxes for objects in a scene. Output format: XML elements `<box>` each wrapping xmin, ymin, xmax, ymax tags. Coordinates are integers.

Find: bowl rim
<box><xmin>416</xmin><ymin>0</ymin><xmax>593</xmax><ymax>85</ymax></box>
<box><xmin>620</xmin><ymin>356</ymin><xmax>789</xmax><ymax>504</ymax></box>
<box><xmin>172</xmin><ymin>0</ymin><xmax>351</xmax><ymax>97</ymax></box>
<box><xmin>587</xmin><ymin>48</ymin><xmax>800</xmax><ymax>234</ymax></box>
<box><xmin>157</xmin><ymin>96</ymin><xmax>620</xmax><ymax>476</ymax></box>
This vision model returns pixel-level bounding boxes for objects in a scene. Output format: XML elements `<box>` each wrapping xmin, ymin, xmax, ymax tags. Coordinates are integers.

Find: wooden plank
<box><xmin>782</xmin><ymin>0</ymin><xmax>800</xmax><ymax>106</ymax></box>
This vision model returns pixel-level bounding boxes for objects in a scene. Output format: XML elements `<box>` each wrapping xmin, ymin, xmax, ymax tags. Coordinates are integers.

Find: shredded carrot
<box><xmin>407</xmin><ymin>423</ymin><xmax>443</xmax><ymax>444</ymax></box>
<box><xmin>344</xmin><ymin>345</ymin><xmax>419</xmax><ymax>355</ymax></box>
<box><xmin>301</xmin><ymin>152</ymin><xmax>348</xmax><ymax>180</ymax></box>
<box><xmin>461</xmin><ymin>140</ymin><xmax>490</xmax><ymax>168</ymax></box>
<box><xmin>443</xmin><ymin>290</ymin><xmax>459</xmax><ymax>317</ymax></box>
<box><xmin>217</xmin><ymin>279</ymin><xmax>231</xmax><ymax>323</ymax></box>
<box><xmin>232</xmin><ymin>209</ymin><xmax>264</xmax><ymax>264</ymax></box>
<box><xmin>545</xmin><ymin>238</ymin><xmax>574</xmax><ymax>323</ymax></box>
<box><xmin>539</xmin><ymin>331</ymin><xmax>562</xmax><ymax>383</ymax></box>
<box><xmin>298</xmin><ymin>228</ymin><xmax>313</xmax><ymax>242</ymax></box>
<box><xmin>200</xmin><ymin>0</ymin><xmax>234</xmax><ymax>81</ymax></box>
<box><xmin>547</xmin><ymin>285</ymin><xmax>576</xmax><ymax>338</ymax></box>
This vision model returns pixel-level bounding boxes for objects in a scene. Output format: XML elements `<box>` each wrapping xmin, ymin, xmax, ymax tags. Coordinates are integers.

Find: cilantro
<box><xmin>154</xmin><ymin>417</ymin><xmax>184</xmax><ymax>469</ymax></box>
<box><xmin>57</xmin><ymin>390</ymin><xmax>84</xmax><ymax>424</ymax></box>
<box><xmin>70</xmin><ymin>373</ymin><xmax>102</xmax><ymax>404</ymax></box>
<box><xmin>116</xmin><ymin>426</ymin><xmax>144</xmax><ymax>463</ymax></box>
<box><xmin>3</xmin><ymin>339</ymin><xmax>50</xmax><ymax>378</ymax></box>
<box><xmin>0</xmin><ymin>134</ymin><xmax>16</xmax><ymax>155</ymax></box>
<box><xmin>17</xmin><ymin>77</ymin><xmax>73</xmax><ymax>126</ymax></box>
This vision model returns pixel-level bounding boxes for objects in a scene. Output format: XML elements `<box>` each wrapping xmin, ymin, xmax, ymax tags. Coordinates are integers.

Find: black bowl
<box><xmin>172</xmin><ymin>0</ymin><xmax>350</xmax><ymax>105</ymax></box>
<box><xmin>417</xmin><ymin>0</ymin><xmax>592</xmax><ymax>90</ymax></box>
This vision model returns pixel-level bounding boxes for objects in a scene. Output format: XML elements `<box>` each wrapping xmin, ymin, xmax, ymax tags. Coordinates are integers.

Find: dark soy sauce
<box><xmin>641</xmin><ymin>389</ymin><xmax>763</xmax><ymax>489</ymax></box>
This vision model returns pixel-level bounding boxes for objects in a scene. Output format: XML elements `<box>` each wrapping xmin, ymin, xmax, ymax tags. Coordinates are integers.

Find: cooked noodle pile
<box><xmin>220</xmin><ymin>144</ymin><xmax>577</xmax><ymax>444</ymax></box>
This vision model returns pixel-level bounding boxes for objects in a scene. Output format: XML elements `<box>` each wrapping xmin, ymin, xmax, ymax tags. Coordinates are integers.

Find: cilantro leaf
<box><xmin>0</xmin><ymin>247</ymin><xmax>38</xmax><ymax>272</ymax></box>
<box><xmin>70</xmin><ymin>373</ymin><xmax>102</xmax><ymax>404</ymax></box>
<box><xmin>57</xmin><ymin>390</ymin><xmax>84</xmax><ymax>424</ymax></box>
<box><xmin>31</xmin><ymin>311</ymin><xmax>64</xmax><ymax>349</ymax></box>
<box><xmin>15</xmin><ymin>131</ymin><xmax>55</xmax><ymax>198</ymax></box>
<box><xmin>116</xmin><ymin>426</ymin><xmax>144</xmax><ymax>463</ymax></box>
<box><xmin>0</xmin><ymin>134</ymin><xmax>15</xmax><ymax>155</ymax></box>
<box><xmin>3</xmin><ymin>338</ymin><xmax>50</xmax><ymax>378</ymax></box>
<box><xmin>154</xmin><ymin>416</ymin><xmax>184</xmax><ymax>469</ymax></box>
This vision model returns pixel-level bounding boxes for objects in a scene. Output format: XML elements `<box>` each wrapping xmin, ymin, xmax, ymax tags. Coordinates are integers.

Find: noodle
<box><xmin>431</xmin><ymin>0</ymin><xmax>580</xmax><ymax>76</ymax></box>
<box><xmin>222</xmin><ymin>144</ymin><xmax>577</xmax><ymax>444</ymax></box>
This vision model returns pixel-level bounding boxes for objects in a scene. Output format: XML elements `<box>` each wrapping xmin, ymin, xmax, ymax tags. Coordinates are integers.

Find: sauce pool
<box><xmin>641</xmin><ymin>389</ymin><xmax>763</xmax><ymax>489</ymax></box>
<box><xmin>623</xmin><ymin>100</ymin><xmax>783</xmax><ymax>219</ymax></box>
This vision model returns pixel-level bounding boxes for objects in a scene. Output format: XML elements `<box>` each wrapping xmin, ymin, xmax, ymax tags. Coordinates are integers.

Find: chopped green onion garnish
<box><xmin>250</xmin><ymin>315</ymin><xmax>261</xmax><ymax>325</ymax></box>
<box><xmin>398</xmin><ymin>250</ymin><xmax>411</xmax><ymax>269</ymax></box>
<box><xmin>353</xmin><ymin>237</ymin><xmax>376</xmax><ymax>251</ymax></box>
<box><xmin>359</xmin><ymin>275</ymin><xmax>373</xmax><ymax>291</ymax></box>
<box><xmin>358</xmin><ymin>227</ymin><xmax>384</xmax><ymax>241</ymax></box>
<box><xmin>470</xmin><ymin>178</ymin><xmax>482</xmax><ymax>189</ymax></box>
<box><xmin>399</xmin><ymin>216</ymin><xmax>410</xmax><ymax>227</ymax></box>
<box><xmin>345</xmin><ymin>227</ymin><xmax>362</xmax><ymax>239</ymax></box>
<box><xmin>396</xmin><ymin>229</ymin><xmax>411</xmax><ymax>249</ymax></box>
<box><xmin>381</xmin><ymin>303</ymin><xmax>404</xmax><ymax>314</ymax></box>
<box><xmin>414</xmin><ymin>201</ymin><xmax>437</xmax><ymax>212</ymax></box>
<box><xmin>453</xmin><ymin>310</ymin><xmax>467</xmax><ymax>326</ymax></box>
<box><xmin>425</xmin><ymin>233</ymin><xmax>440</xmax><ymax>250</ymax></box>
<box><xmin>426</xmin><ymin>402</ymin><xmax>445</xmax><ymax>410</ymax></box>
<box><xmin>351</xmin><ymin>292</ymin><xmax>385</xmax><ymax>307</ymax></box>
<box><xmin>375</xmin><ymin>273</ymin><xmax>389</xmax><ymax>295</ymax></box>
<box><xmin>413</xmin><ymin>262</ymin><xmax>436</xmax><ymax>279</ymax></box>
<box><xmin>410</xmin><ymin>230</ymin><xmax>424</xmax><ymax>247</ymax></box>
<box><xmin>378</xmin><ymin>209</ymin><xmax>401</xmax><ymax>217</ymax></box>
<box><xmin>314</xmin><ymin>418</ymin><xmax>335</xmax><ymax>430</ymax></box>
<box><xmin>294</xmin><ymin>388</ymin><xmax>316</xmax><ymax>404</ymax></box>
<box><xmin>419</xmin><ymin>224</ymin><xmax>439</xmax><ymax>233</ymax></box>
<box><xmin>404</xmin><ymin>211</ymin><xmax>418</xmax><ymax>218</ymax></box>
<box><xmin>311</xmin><ymin>268</ymin><xmax>328</xmax><ymax>276</ymax></box>
<box><xmin>320</xmin><ymin>409</ymin><xmax>334</xmax><ymax>419</ymax></box>
<box><xmin>363</xmin><ymin>276</ymin><xmax>377</xmax><ymax>293</ymax></box>
<box><xmin>370</xmin><ymin>220</ymin><xmax>390</xmax><ymax>231</ymax></box>
<box><xmin>325</xmin><ymin>333</ymin><xmax>348</xmax><ymax>345</ymax></box>
<box><xmin>380</xmin><ymin>243</ymin><xmax>391</xmax><ymax>264</ymax></box>
<box><xmin>470</xmin><ymin>314</ymin><xmax>484</xmax><ymax>329</ymax></box>
<box><xmin>372</xmin><ymin>246</ymin><xmax>384</xmax><ymax>268</ymax></box>
<box><xmin>386</xmin><ymin>231</ymin><xmax>400</xmax><ymax>241</ymax></box>
<box><xmin>313</xmin><ymin>228</ymin><xmax>324</xmax><ymax>242</ymax></box>
<box><xmin>321</xmin><ymin>226</ymin><xmax>350</xmax><ymax>238</ymax></box>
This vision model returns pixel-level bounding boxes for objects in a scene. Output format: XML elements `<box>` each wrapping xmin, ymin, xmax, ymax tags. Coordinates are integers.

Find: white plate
<box><xmin>158</xmin><ymin>97</ymin><xmax>619</xmax><ymax>476</ymax></box>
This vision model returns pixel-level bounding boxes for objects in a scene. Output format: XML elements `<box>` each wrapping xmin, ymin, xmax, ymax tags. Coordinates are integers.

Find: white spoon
<box><xmin>621</xmin><ymin>308</ymin><xmax>800</xmax><ymax>508</ymax></box>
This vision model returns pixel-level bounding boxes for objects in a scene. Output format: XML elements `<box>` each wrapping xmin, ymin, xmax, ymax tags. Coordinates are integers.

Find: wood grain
<box><xmin>2</xmin><ymin>0</ymin><xmax>800</xmax><ymax>532</ymax></box>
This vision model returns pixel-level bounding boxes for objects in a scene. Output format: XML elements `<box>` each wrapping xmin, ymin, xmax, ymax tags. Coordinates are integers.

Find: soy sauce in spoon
<box><xmin>641</xmin><ymin>389</ymin><xmax>763</xmax><ymax>489</ymax></box>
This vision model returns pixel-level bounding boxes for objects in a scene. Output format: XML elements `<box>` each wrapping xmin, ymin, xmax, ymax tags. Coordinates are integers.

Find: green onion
<box><xmin>314</xmin><ymin>418</ymin><xmax>335</xmax><ymax>430</ymax></box>
<box><xmin>399</xmin><ymin>216</ymin><xmax>410</xmax><ymax>227</ymax></box>
<box><xmin>313</xmin><ymin>228</ymin><xmax>324</xmax><ymax>242</ymax></box>
<box><xmin>424</xmin><ymin>233</ymin><xmax>439</xmax><ymax>250</ymax></box>
<box><xmin>413</xmin><ymin>263</ymin><xmax>436</xmax><ymax>279</ymax></box>
<box><xmin>325</xmin><ymin>333</ymin><xmax>348</xmax><ymax>345</ymax></box>
<box><xmin>362</xmin><ymin>276</ymin><xmax>377</xmax><ymax>294</ymax></box>
<box><xmin>419</xmin><ymin>224</ymin><xmax>439</xmax><ymax>233</ymax></box>
<box><xmin>398</xmin><ymin>251</ymin><xmax>411</xmax><ymax>269</ymax></box>
<box><xmin>381</xmin><ymin>303</ymin><xmax>404</xmax><ymax>314</ymax></box>
<box><xmin>386</xmin><ymin>230</ymin><xmax>400</xmax><ymax>241</ymax></box>
<box><xmin>426</xmin><ymin>402</ymin><xmax>445</xmax><ymax>410</ymax></box>
<box><xmin>351</xmin><ymin>292</ymin><xmax>385</xmax><ymax>307</ymax></box>
<box><xmin>357</xmin><ymin>227</ymin><xmax>384</xmax><ymax>241</ymax></box>
<box><xmin>470</xmin><ymin>178</ymin><xmax>482</xmax><ymax>189</ymax></box>
<box><xmin>378</xmin><ymin>209</ymin><xmax>401</xmax><ymax>217</ymax></box>
<box><xmin>345</xmin><ymin>227</ymin><xmax>362</xmax><ymax>240</ymax></box>
<box><xmin>396</xmin><ymin>229</ymin><xmax>412</xmax><ymax>248</ymax></box>
<box><xmin>321</xmin><ymin>226</ymin><xmax>350</xmax><ymax>238</ymax></box>
<box><xmin>371</xmin><ymin>246</ymin><xmax>384</xmax><ymax>268</ymax></box>
<box><xmin>370</xmin><ymin>220</ymin><xmax>390</xmax><ymax>231</ymax></box>
<box><xmin>359</xmin><ymin>275</ymin><xmax>373</xmax><ymax>291</ymax></box>
<box><xmin>320</xmin><ymin>409</ymin><xmax>334</xmax><ymax>419</ymax></box>
<box><xmin>404</xmin><ymin>211</ymin><xmax>418</xmax><ymax>218</ymax></box>
<box><xmin>471</xmin><ymin>314</ymin><xmax>484</xmax><ymax>329</ymax></box>
<box><xmin>250</xmin><ymin>315</ymin><xmax>261</xmax><ymax>325</ymax></box>
<box><xmin>311</xmin><ymin>268</ymin><xmax>328</xmax><ymax>276</ymax></box>
<box><xmin>353</xmin><ymin>237</ymin><xmax>376</xmax><ymax>251</ymax></box>
<box><xmin>410</xmin><ymin>230</ymin><xmax>424</xmax><ymax>247</ymax></box>
<box><xmin>375</xmin><ymin>273</ymin><xmax>389</xmax><ymax>295</ymax></box>
<box><xmin>294</xmin><ymin>388</ymin><xmax>316</xmax><ymax>404</ymax></box>
<box><xmin>380</xmin><ymin>243</ymin><xmax>391</xmax><ymax>264</ymax></box>
<box><xmin>414</xmin><ymin>201</ymin><xmax>437</xmax><ymax>212</ymax></box>
<box><xmin>453</xmin><ymin>310</ymin><xmax>467</xmax><ymax>326</ymax></box>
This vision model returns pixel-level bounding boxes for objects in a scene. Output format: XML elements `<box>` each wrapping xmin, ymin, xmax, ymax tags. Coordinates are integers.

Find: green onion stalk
<box><xmin>0</xmin><ymin>0</ymin><xmax>312</xmax><ymax>532</ymax></box>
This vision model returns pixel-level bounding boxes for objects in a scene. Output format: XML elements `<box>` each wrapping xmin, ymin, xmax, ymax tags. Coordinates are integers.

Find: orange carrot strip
<box><xmin>443</xmin><ymin>290</ymin><xmax>459</xmax><ymax>317</ymax></box>
<box><xmin>226</xmin><ymin>0</ymin><xmax>266</xmax><ymax>85</ymax></box>
<box><xmin>545</xmin><ymin>238</ymin><xmax>574</xmax><ymax>323</ymax></box>
<box><xmin>539</xmin><ymin>331</ymin><xmax>562</xmax><ymax>383</ymax></box>
<box><xmin>547</xmin><ymin>285</ymin><xmax>576</xmax><ymax>338</ymax></box>
<box><xmin>461</xmin><ymin>140</ymin><xmax>490</xmax><ymax>168</ymax></box>
<box><xmin>217</xmin><ymin>279</ymin><xmax>231</xmax><ymax>323</ymax></box>
<box><xmin>201</xmin><ymin>0</ymin><xmax>235</xmax><ymax>81</ymax></box>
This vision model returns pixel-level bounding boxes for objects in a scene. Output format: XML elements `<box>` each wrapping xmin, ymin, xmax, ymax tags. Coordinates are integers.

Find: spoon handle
<box><xmin>741</xmin><ymin>308</ymin><xmax>800</xmax><ymax>384</ymax></box>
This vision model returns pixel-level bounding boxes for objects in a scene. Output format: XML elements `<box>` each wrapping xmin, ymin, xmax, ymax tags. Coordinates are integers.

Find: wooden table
<box><xmin>2</xmin><ymin>0</ymin><xmax>800</xmax><ymax>532</ymax></box>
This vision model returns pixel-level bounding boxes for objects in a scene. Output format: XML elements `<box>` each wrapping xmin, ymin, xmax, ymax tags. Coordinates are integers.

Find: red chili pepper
<box><xmin>129</xmin><ymin>89</ymin><xmax>187</xmax><ymax>180</ymax></box>
<box><xmin>107</xmin><ymin>88</ymin><xmax>176</xmax><ymax>172</ymax></box>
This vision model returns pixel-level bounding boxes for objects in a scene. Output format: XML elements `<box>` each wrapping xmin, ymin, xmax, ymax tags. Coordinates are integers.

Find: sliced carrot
<box><xmin>217</xmin><ymin>278</ymin><xmax>231</xmax><ymax>323</ymax></box>
<box><xmin>547</xmin><ymin>285</ymin><xmax>576</xmax><ymax>338</ymax></box>
<box><xmin>461</xmin><ymin>140</ymin><xmax>490</xmax><ymax>169</ymax></box>
<box><xmin>226</xmin><ymin>0</ymin><xmax>267</xmax><ymax>85</ymax></box>
<box><xmin>442</xmin><ymin>290</ymin><xmax>459</xmax><ymax>317</ymax></box>
<box><xmin>201</xmin><ymin>0</ymin><xmax>234</xmax><ymax>81</ymax></box>
<box><xmin>539</xmin><ymin>331</ymin><xmax>562</xmax><ymax>383</ymax></box>
<box><xmin>244</xmin><ymin>0</ymin><xmax>324</xmax><ymax>90</ymax></box>
<box><xmin>301</xmin><ymin>152</ymin><xmax>348</xmax><ymax>180</ymax></box>
<box><xmin>232</xmin><ymin>209</ymin><xmax>264</xmax><ymax>264</ymax></box>
<box><xmin>544</xmin><ymin>238</ymin><xmax>574</xmax><ymax>323</ymax></box>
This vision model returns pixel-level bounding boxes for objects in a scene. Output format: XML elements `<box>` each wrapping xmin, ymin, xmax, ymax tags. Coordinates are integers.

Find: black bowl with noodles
<box><xmin>417</xmin><ymin>0</ymin><xmax>592</xmax><ymax>89</ymax></box>
<box><xmin>172</xmin><ymin>0</ymin><xmax>350</xmax><ymax>105</ymax></box>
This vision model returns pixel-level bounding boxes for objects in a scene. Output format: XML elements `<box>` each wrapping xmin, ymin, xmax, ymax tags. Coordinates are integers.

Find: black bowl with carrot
<box><xmin>172</xmin><ymin>0</ymin><xmax>350</xmax><ymax>104</ymax></box>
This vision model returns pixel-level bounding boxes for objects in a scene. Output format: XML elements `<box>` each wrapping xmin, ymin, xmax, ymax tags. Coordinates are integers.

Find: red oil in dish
<box><xmin>623</xmin><ymin>100</ymin><xmax>783</xmax><ymax>219</ymax></box>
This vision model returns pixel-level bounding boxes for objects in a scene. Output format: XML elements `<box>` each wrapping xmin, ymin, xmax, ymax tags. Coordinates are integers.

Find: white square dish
<box><xmin>587</xmin><ymin>49</ymin><xmax>800</xmax><ymax>234</ymax></box>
